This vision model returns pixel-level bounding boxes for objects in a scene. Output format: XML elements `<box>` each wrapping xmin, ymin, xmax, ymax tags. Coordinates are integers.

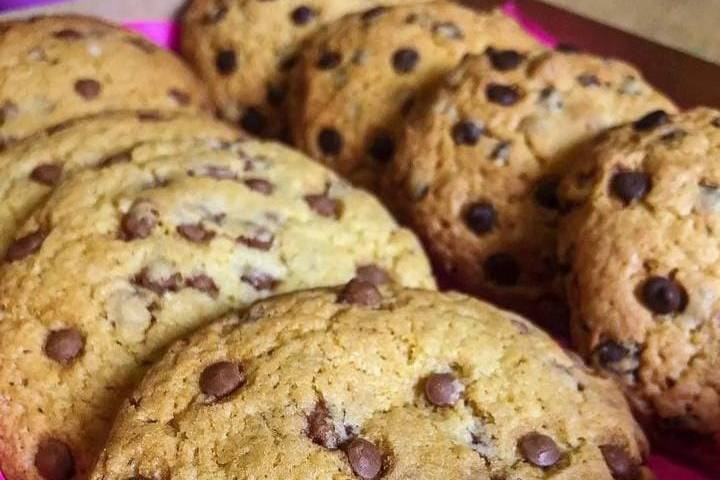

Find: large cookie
<box><xmin>0</xmin><ymin>140</ymin><xmax>434</xmax><ymax>480</ymax></box>
<box><xmin>92</xmin><ymin>283</ymin><xmax>652</xmax><ymax>480</ymax></box>
<box><xmin>0</xmin><ymin>110</ymin><xmax>239</xmax><ymax>257</ymax></box>
<box><xmin>181</xmin><ymin>0</ymin><xmax>432</xmax><ymax>139</ymax></box>
<box><xmin>386</xmin><ymin>50</ymin><xmax>676</xmax><ymax>319</ymax></box>
<box><xmin>0</xmin><ymin>15</ymin><xmax>210</xmax><ymax>145</ymax></box>
<box><xmin>288</xmin><ymin>3</ymin><xmax>539</xmax><ymax>190</ymax></box>
<box><xmin>557</xmin><ymin>107</ymin><xmax>720</xmax><ymax>437</ymax></box>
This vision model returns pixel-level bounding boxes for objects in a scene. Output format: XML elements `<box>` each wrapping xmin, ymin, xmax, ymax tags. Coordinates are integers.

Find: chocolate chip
<box><xmin>712</xmin><ymin>117</ymin><xmax>720</xmax><ymax>128</ymax></box>
<box><xmin>6</xmin><ymin>230</ymin><xmax>46</xmax><ymax>262</ymax></box>
<box><xmin>244</xmin><ymin>178</ymin><xmax>274</xmax><ymax>195</ymax></box>
<box><xmin>392</xmin><ymin>48</ymin><xmax>420</xmax><ymax>73</ymax></box>
<box><xmin>317</xmin><ymin>51</ymin><xmax>342</xmax><ymax>70</ymax></box>
<box><xmin>486</xmin><ymin>83</ymin><xmax>522</xmax><ymax>106</ymax></box>
<box><xmin>452</xmin><ymin>120</ymin><xmax>484</xmax><ymax>146</ymax></box>
<box><xmin>368</xmin><ymin>134</ymin><xmax>395</xmax><ymax>163</ymax></box>
<box><xmin>633</xmin><ymin>110</ymin><xmax>670</xmax><ymax>131</ymax></box>
<box><xmin>595</xmin><ymin>341</ymin><xmax>629</xmax><ymax>366</ymax></box>
<box><xmin>307</xmin><ymin>402</ymin><xmax>340</xmax><ymax>449</ymax></box>
<box><xmin>610</xmin><ymin>171</ymin><xmax>651</xmax><ymax>205</ymax></box>
<box><xmin>660</xmin><ymin>129</ymin><xmax>687</xmax><ymax>143</ymax></box>
<box><xmin>200</xmin><ymin>361</ymin><xmax>246</xmax><ymax>399</ymax></box>
<box><xmin>216</xmin><ymin>49</ymin><xmax>237</xmax><ymax>75</ymax></box>
<box><xmin>279</xmin><ymin>54</ymin><xmax>299</xmax><ymax>72</ymax></box>
<box><xmin>121</xmin><ymin>200</ymin><xmax>158</xmax><ymax>240</ymax></box>
<box><xmin>185</xmin><ymin>274</ymin><xmax>219</xmax><ymax>298</ymax></box>
<box><xmin>266</xmin><ymin>84</ymin><xmax>285</xmax><ymax>106</ymax></box>
<box><xmin>35</xmin><ymin>438</ymin><xmax>75</xmax><ymax>480</ymax></box>
<box><xmin>338</xmin><ymin>279</ymin><xmax>382</xmax><ymax>307</ymax></box>
<box><xmin>44</xmin><ymin>328</ymin><xmax>84</xmax><ymax>364</ymax></box>
<box><xmin>486</xmin><ymin>47</ymin><xmax>524</xmax><ymax>71</ymax></box>
<box><xmin>98</xmin><ymin>151</ymin><xmax>132</xmax><ymax>168</ymax></box>
<box><xmin>238</xmin><ymin>227</ymin><xmax>274</xmax><ymax>251</ymax></box>
<box><xmin>239</xmin><ymin>107</ymin><xmax>267</xmax><ymax>136</ymax></box>
<box><xmin>53</xmin><ymin>29</ymin><xmax>83</xmax><ymax>40</ymax></box>
<box><xmin>577</xmin><ymin>73</ymin><xmax>601</xmax><ymax>87</ymax></box>
<box><xmin>641</xmin><ymin>276</ymin><xmax>687</xmax><ymax>314</ymax></box>
<box><xmin>317</xmin><ymin>128</ymin><xmax>343</xmax><ymax>155</ymax></box>
<box><xmin>74</xmin><ymin>79</ymin><xmax>101</xmax><ymax>99</ymax></box>
<box><xmin>134</xmin><ymin>268</ymin><xmax>182</xmax><ymax>295</ymax></box>
<box><xmin>601</xmin><ymin>445</ymin><xmax>640</xmax><ymax>480</ymax></box>
<box><xmin>345</xmin><ymin>438</ymin><xmax>383</xmax><ymax>480</ymax></box>
<box><xmin>424</xmin><ymin>372</ymin><xmax>462</xmax><ymax>407</ymax></box>
<box><xmin>0</xmin><ymin>100</ymin><xmax>18</xmax><ymax>126</ymax></box>
<box><xmin>177</xmin><ymin>224</ymin><xmax>215</xmax><ymax>243</ymax></box>
<box><xmin>291</xmin><ymin>6</ymin><xmax>316</xmax><ymax>25</ymax></box>
<box><xmin>534</xmin><ymin>178</ymin><xmax>560</xmax><ymax>210</ymax></box>
<box><xmin>518</xmin><ymin>432</ymin><xmax>561</xmax><ymax>468</ymax></box>
<box><xmin>483</xmin><ymin>253</ymin><xmax>520</xmax><ymax>286</ymax></box>
<box><xmin>168</xmin><ymin>88</ymin><xmax>190</xmax><ymax>106</ymax></box>
<box><xmin>241</xmin><ymin>269</ymin><xmax>279</xmax><ymax>290</ymax></box>
<box><xmin>30</xmin><ymin>163</ymin><xmax>62</xmax><ymax>186</ymax></box>
<box><xmin>361</xmin><ymin>6</ymin><xmax>387</xmax><ymax>21</ymax></box>
<box><xmin>490</xmin><ymin>141</ymin><xmax>511</xmax><ymax>162</ymax></box>
<box><xmin>137</xmin><ymin>110</ymin><xmax>163</xmax><ymax>121</ymax></box>
<box><xmin>305</xmin><ymin>194</ymin><xmax>342</xmax><ymax>218</ymax></box>
<box><xmin>464</xmin><ymin>202</ymin><xmax>496</xmax><ymax>235</ymax></box>
<box><xmin>355</xmin><ymin>265</ymin><xmax>389</xmax><ymax>285</ymax></box>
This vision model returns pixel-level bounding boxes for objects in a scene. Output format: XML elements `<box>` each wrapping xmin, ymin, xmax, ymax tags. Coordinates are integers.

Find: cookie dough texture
<box><xmin>0</xmin><ymin>15</ymin><xmax>210</xmax><ymax>145</ymax></box>
<box><xmin>0</xmin><ymin>110</ymin><xmax>240</xmax><ymax>257</ymax></box>
<box><xmin>92</xmin><ymin>286</ymin><xmax>652</xmax><ymax>480</ymax></box>
<box><xmin>0</xmin><ymin>140</ymin><xmax>434</xmax><ymax>480</ymax></box>
<box><xmin>181</xmin><ymin>0</ymin><xmax>433</xmax><ymax>139</ymax></box>
<box><xmin>557</xmin><ymin>108</ymin><xmax>720</xmax><ymax>436</ymax></box>
<box><xmin>289</xmin><ymin>3</ymin><xmax>539</xmax><ymax>190</ymax></box>
<box><xmin>387</xmin><ymin>50</ymin><xmax>676</xmax><ymax>313</ymax></box>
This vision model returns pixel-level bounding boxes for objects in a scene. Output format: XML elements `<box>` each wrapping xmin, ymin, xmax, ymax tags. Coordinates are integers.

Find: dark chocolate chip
<box><xmin>392</xmin><ymin>48</ymin><xmax>420</xmax><ymax>74</ymax></box>
<box><xmin>633</xmin><ymin>110</ymin><xmax>670</xmax><ymax>131</ymax></box>
<box><xmin>424</xmin><ymin>372</ymin><xmax>462</xmax><ymax>407</ymax></box>
<box><xmin>368</xmin><ymin>134</ymin><xmax>395</xmax><ymax>163</ymax></box>
<box><xmin>486</xmin><ymin>83</ymin><xmax>522</xmax><ymax>106</ymax></box>
<box><xmin>241</xmin><ymin>270</ymin><xmax>279</xmax><ymax>290</ymax></box>
<box><xmin>483</xmin><ymin>253</ymin><xmax>520</xmax><ymax>286</ymax></box>
<box><xmin>266</xmin><ymin>84</ymin><xmax>285</xmax><ymax>106</ymax></box>
<box><xmin>244</xmin><ymin>178</ymin><xmax>274</xmax><ymax>195</ymax></box>
<box><xmin>53</xmin><ymin>29</ymin><xmax>83</xmax><ymax>40</ymax></box>
<box><xmin>534</xmin><ymin>178</ymin><xmax>561</xmax><ymax>210</ymax></box>
<box><xmin>601</xmin><ymin>445</ymin><xmax>640</xmax><ymax>480</ymax></box>
<box><xmin>577</xmin><ymin>73</ymin><xmax>601</xmax><ymax>87</ymax></box>
<box><xmin>305</xmin><ymin>194</ymin><xmax>342</xmax><ymax>218</ymax></box>
<box><xmin>74</xmin><ymin>79</ymin><xmax>101</xmax><ymax>99</ymax></box>
<box><xmin>290</xmin><ymin>5</ymin><xmax>316</xmax><ymax>25</ymax></box>
<box><xmin>345</xmin><ymin>438</ymin><xmax>383</xmax><ymax>480</ymax></box>
<box><xmin>518</xmin><ymin>432</ymin><xmax>561</xmax><ymax>467</ymax></box>
<box><xmin>452</xmin><ymin>120</ymin><xmax>484</xmax><ymax>146</ymax></box>
<box><xmin>30</xmin><ymin>163</ymin><xmax>62</xmax><ymax>186</ymax></box>
<box><xmin>240</xmin><ymin>107</ymin><xmax>267</xmax><ymax>136</ymax></box>
<box><xmin>35</xmin><ymin>438</ymin><xmax>75</xmax><ymax>480</ymax></box>
<box><xmin>44</xmin><ymin>328</ymin><xmax>84</xmax><ymax>364</ymax></box>
<box><xmin>177</xmin><ymin>224</ymin><xmax>215</xmax><ymax>243</ymax></box>
<box><xmin>595</xmin><ymin>341</ymin><xmax>629</xmax><ymax>366</ymax></box>
<box><xmin>355</xmin><ymin>265</ymin><xmax>389</xmax><ymax>285</ymax></box>
<box><xmin>134</xmin><ymin>268</ymin><xmax>182</xmax><ymax>295</ymax></box>
<box><xmin>307</xmin><ymin>402</ymin><xmax>340</xmax><ymax>449</ymax></box>
<box><xmin>317</xmin><ymin>128</ymin><xmax>343</xmax><ymax>156</ymax></box>
<box><xmin>712</xmin><ymin>117</ymin><xmax>720</xmax><ymax>128</ymax></box>
<box><xmin>486</xmin><ymin>47</ymin><xmax>524</xmax><ymax>71</ymax></box>
<box><xmin>6</xmin><ymin>230</ymin><xmax>46</xmax><ymax>262</ymax></box>
<box><xmin>168</xmin><ymin>88</ymin><xmax>190</xmax><ymax>106</ymax></box>
<box><xmin>199</xmin><ymin>361</ymin><xmax>246</xmax><ymax>398</ymax></box>
<box><xmin>185</xmin><ymin>274</ymin><xmax>219</xmax><ymax>298</ymax></box>
<box><xmin>216</xmin><ymin>49</ymin><xmax>237</xmax><ymax>75</ymax></box>
<box><xmin>641</xmin><ymin>276</ymin><xmax>687</xmax><ymax>314</ymax></box>
<box><xmin>338</xmin><ymin>279</ymin><xmax>382</xmax><ymax>307</ymax></box>
<box><xmin>121</xmin><ymin>200</ymin><xmax>158</xmax><ymax>241</ymax></box>
<box><xmin>610</xmin><ymin>171</ymin><xmax>651</xmax><ymax>205</ymax></box>
<box><xmin>317</xmin><ymin>51</ymin><xmax>342</xmax><ymax>70</ymax></box>
<box><xmin>464</xmin><ymin>202</ymin><xmax>496</xmax><ymax>235</ymax></box>
<box><xmin>279</xmin><ymin>54</ymin><xmax>299</xmax><ymax>72</ymax></box>
<box><xmin>238</xmin><ymin>227</ymin><xmax>274</xmax><ymax>251</ymax></box>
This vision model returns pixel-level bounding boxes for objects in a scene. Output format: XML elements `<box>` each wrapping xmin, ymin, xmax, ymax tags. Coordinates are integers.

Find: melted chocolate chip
<box><xmin>424</xmin><ymin>372</ymin><xmax>462</xmax><ymax>407</ymax></box>
<box><xmin>121</xmin><ymin>200</ymin><xmax>158</xmax><ymax>241</ymax></box>
<box><xmin>452</xmin><ymin>120</ymin><xmax>484</xmax><ymax>146</ymax></box>
<box><xmin>238</xmin><ymin>227</ymin><xmax>274</xmax><ymax>251</ymax></box>
<box><xmin>244</xmin><ymin>178</ymin><xmax>274</xmax><ymax>195</ymax></box>
<box><xmin>338</xmin><ymin>279</ymin><xmax>382</xmax><ymax>307</ymax></box>
<box><xmin>317</xmin><ymin>128</ymin><xmax>343</xmax><ymax>156</ymax></box>
<box><xmin>577</xmin><ymin>73</ymin><xmax>601</xmax><ymax>87</ymax></box>
<box><xmin>518</xmin><ymin>432</ymin><xmax>561</xmax><ymax>467</ymax></box>
<box><xmin>355</xmin><ymin>265</ymin><xmax>389</xmax><ymax>285</ymax></box>
<box><xmin>6</xmin><ymin>230</ymin><xmax>46</xmax><ymax>262</ymax></box>
<box><xmin>185</xmin><ymin>274</ymin><xmax>219</xmax><ymax>298</ymax></box>
<box><xmin>240</xmin><ymin>107</ymin><xmax>267</xmax><ymax>136</ymax></box>
<box><xmin>30</xmin><ymin>163</ymin><xmax>62</xmax><ymax>186</ymax></box>
<box><xmin>291</xmin><ymin>5</ymin><xmax>316</xmax><ymax>25</ymax></box>
<box><xmin>35</xmin><ymin>438</ymin><xmax>75</xmax><ymax>480</ymax></box>
<box><xmin>345</xmin><ymin>438</ymin><xmax>383</xmax><ymax>480</ymax></box>
<box><xmin>641</xmin><ymin>276</ymin><xmax>687</xmax><ymax>314</ymax></box>
<box><xmin>74</xmin><ymin>79</ymin><xmax>101</xmax><ymax>99</ymax></box>
<box><xmin>610</xmin><ymin>171</ymin><xmax>651</xmax><ymax>205</ymax></box>
<box><xmin>633</xmin><ymin>110</ymin><xmax>670</xmax><ymax>131</ymax></box>
<box><xmin>307</xmin><ymin>402</ymin><xmax>340</xmax><ymax>449</ymax></box>
<box><xmin>486</xmin><ymin>83</ymin><xmax>522</xmax><ymax>106</ymax></box>
<box><xmin>241</xmin><ymin>269</ymin><xmax>279</xmax><ymax>290</ymax></box>
<box><xmin>534</xmin><ymin>178</ymin><xmax>561</xmax><ymax>210</ymax></box>
<box><xmin>483</xmin><ymin>253</ymin><xmax>520</xmax><ymax>286</ymax></box>
<box><xmin>134</xmin><ymin>268</ymin><xmax>182</xmax><ymax>295</ymax></box>
<box><xmin>601</xmin><ymin>445</ymin><xmax>640</xmax><ymax>480</ymax></box>
<box><xmin>486</xmin><ymin>47</ymin><xmax>524</xmax><ymax>71</ymax></box>
<box><xmin>464</xmin><ymin>202</ymin><xmax>496</xmax><ymax>235</ymax></box>
<box><xmin>305</xmin><ymin>194</ymin><xmax>342</xmax><ymax>218</ymax></box>
<box><xmin>317</xmin><ymin>51</ymin><xmax>342</xmax><ymax>70</ymax></box>
<box><xmin>392</xmin><ymin>48</ymin><xmax>420</xmax><ymax>74</ymax></box>
<box><xmin>216</xmin><ymin>49</ymin><xmax>237</xmax><ymax>75</ymax></box>
<box><xmin>368</xmin><ymin>134</ymin><xmax>395</xmax><ymax>163</ymax></box>
<box><xmin>44</xmin><ymin>328</ymin><xmax>84</xmax><ymax>364</ymax></box>
<box><xmin>595</xmin><ymin>341</ymin><xmax>629</xmax><ymax>367</ymax></box>
<box><xmin>177</xmin><ymin>224</ymin><xmax>215</xmax><ymax>243</ymax></box>
<box><xmin>199</xmin><ymin>361</ymin><xmax>246</xmax><ymax>398</ymax></box>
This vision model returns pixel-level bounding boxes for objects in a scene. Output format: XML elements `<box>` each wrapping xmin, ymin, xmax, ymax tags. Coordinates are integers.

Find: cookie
<box><xmin>91</xmin><ymin>283</ymin><xmax>652</xmax><ymax>480</ymax></box>
<box><xmin>0</xmin><ymin>15</ymin><xmax>210</xmax><ymax>145</ymax></box>
<box><xmin>557</xmin><ymin>107</ymin><xmax>720</xmax><ymax>437</ymax></box>
<box><xmin>0</xmin><ymin>110</ymin><xmax>241</xmax><ymax>258</ymax></box>
<box><xmin>0</xmin><ymin>140</ymin><xmax>435</xmax><ymax>480</ymax></box>
<box><xmin>288</xmin><ymin>3</ymin><xmax>539</xmax><ymax>190</ymax></box>
<box><xmin>181</xmin><ymin>0</ymin><xmax>433</xmax><ymax>139</ymax></box>
<box><xmin>385</xmin><ymin>50</ymin><xmax>676</xmax><ymax>320</ymax></box>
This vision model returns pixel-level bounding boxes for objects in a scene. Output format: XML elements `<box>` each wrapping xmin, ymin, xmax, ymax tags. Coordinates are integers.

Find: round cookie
<box><xmin>557</xmin><ymin>107</ymin><xmax>720</xmax><ymax>437</ymax></box>
<box><xmin>0</xmin><ymin>110</ymin><xmax>240</xmax><ymax>257</ymax></box>
<box><xmin>288</xmin><ymin>3</ymin><xmax>540</xmax><ymax>190</ymax></box>
<box><xmin>92</xmin><ymin>284</ymin><xmax>652</xmax><ymax>480</ymax></box>
<box><xmin>181</xmin><ymin>0</ymin><xmax>432</xmax><ymax>139</ymax></box>
<box><xmin>385</xmin><ymin>49</ymin><xmax>676</xmax><ymax>319</ymax></box>
<box><xmin>0</xmin><ymin>140</ymin><xmax>435</xmax><ymax>480</ymax></box>
<box><xmin>0</xmin><ymin>15</ymin><xmax>210</xmax><ymax>145</ymax></box>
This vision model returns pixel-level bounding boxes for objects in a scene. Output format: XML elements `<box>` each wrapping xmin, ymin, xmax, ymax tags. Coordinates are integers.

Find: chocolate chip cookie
<box><xmin>288</xmin><ymin>3</ymin><xmax>539</xmax><ymax>190</ymax></box>
<box><xmin>0</xmin><ymin>140</ymin><xmax>434</xmax><ymax>480</ymax></box>
<box><xmin>91</xmin><ymin>283</ymin><xmax>652</xmax><ymax>480</ymax></box>
<box><xmin>385</xmin><ymin>49</ymin><xmax>676</xmax><ymax>319</ymax></box>
<box><xmin>557</xmin><ymin>107</ymin><xmax>720</xmax><ymax>437</ymax></box>
<box><xmin>0</xmin><ymin>15</ymin><xmax>210</xmax><ymax>146</ymax></box>
<box><xmin>181</xmin><ymin>0</ymin><xmax>430</xmax><ymax>139</ymax></box>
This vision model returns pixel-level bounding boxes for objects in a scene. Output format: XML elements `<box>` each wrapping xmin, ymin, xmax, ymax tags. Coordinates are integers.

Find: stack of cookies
<box><xmin>0</xmin><ymin>1</ymin><xmax>716</xmax><ymax>479</ymax></box>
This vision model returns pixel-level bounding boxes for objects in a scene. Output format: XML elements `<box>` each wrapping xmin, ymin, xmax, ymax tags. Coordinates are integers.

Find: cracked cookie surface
<box><xmin>385</xmin><ymin>50</ymin><xmax>676</xmax><ymax>318</ymax></box>
<box><xmin>288</xmin><ymin>3</ymin><xmax>539</xmax><ymax>191</ymax></box>
<box><xmin>92</xmin><ymin>285</ymin><xmax>652</xmax><ymax>480</ymax></box>
<box><xmin>557</xmin><ymin>107</ymin><xmax>720</xmax><ymax>437</ymax></box>
<box><xmin>0</xmin><ymin>140</ymin><xmax>434</xmax><ymax>480</ymax></box>
<box><xmin>0</xmin><ymin>15</ymin><xmax>210</xmax><ymax>145</ymax></box>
